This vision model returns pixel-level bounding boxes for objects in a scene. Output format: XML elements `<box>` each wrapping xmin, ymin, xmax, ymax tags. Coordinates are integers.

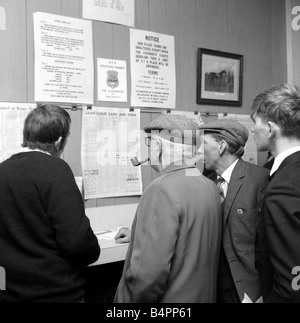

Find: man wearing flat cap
<box><xmin>114</xmin><ymin>114</ymin><xmax>222</xmax><ymax>303</ymax></box>
<box><xmin>199</xmin><ymin>119</ymin><xmax>269</xmax><ymax>303</ymax></box>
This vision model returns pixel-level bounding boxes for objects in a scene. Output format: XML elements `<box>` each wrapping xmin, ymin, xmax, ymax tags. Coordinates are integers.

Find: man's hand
<box><xmin>114</xmin><ymin>227</ymin><xmax>131</xmax><ymax>244</ymax></box>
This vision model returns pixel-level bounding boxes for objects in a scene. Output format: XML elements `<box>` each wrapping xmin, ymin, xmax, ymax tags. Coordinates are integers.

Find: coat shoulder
<box><xmin>243</xmin><ymin>161</ymin><xmax>270</xmax><ymax>181</ymax></box>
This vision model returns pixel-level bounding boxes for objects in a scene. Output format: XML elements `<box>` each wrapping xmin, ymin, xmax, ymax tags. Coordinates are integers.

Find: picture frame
<box><xmin>197</xmin><ymin>48</ymin><xmax>243</xmax><ymax>106</ymax></box>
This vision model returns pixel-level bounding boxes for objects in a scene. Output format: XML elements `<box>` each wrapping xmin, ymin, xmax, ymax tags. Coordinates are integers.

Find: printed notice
<box><xmin>130</xmin><ymin>29</ymin><xmax>176</xmax><ymax>109</ymax></box>
<box><xmin>33</xmin><ymin>12</ymin><xmax>94</xmax><ymax>104</ymax></box>
<box><xmin>0</xmin><ymin>103</ymin><xmax>36</xmax><ymax>163</ymax></box>
<box><xmin>219</xmin><ymin>113</ymin><xmax>257</xmax><ymax>164</ymax></box>
<box><xmin>82</xmin><ymin>0</ymin><xmax>135</xmax><ymax>27</ymax></box>
<box><xmin>81</xmin><ymin>106</ymin><xmax>142</xmax><ymax>199</ymax></box>
<box><xmin>97</xmin><ymin>58</ymin><xmax>127</xmax><ymax>102</ymax></box>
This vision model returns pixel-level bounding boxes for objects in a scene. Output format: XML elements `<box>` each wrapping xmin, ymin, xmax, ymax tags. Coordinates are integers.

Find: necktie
<box><xmin>216</xmin><ymin>176</ymin><xmax>226</xmax><ymax>210</ymax></box>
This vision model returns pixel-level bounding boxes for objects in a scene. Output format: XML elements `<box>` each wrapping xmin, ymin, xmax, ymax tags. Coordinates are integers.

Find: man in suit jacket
<box><xmin>251</xmin><ymin>83</ymin><xmax>300</xmax><ymax>303</ymax></box>
<box><xmin>114</xmin><ymin>114</ymin><xmax>222</xmax><ymax>303</ymax></box>
<box><xmin>198</xmin><ymin>119</ymin><xmax>269</xmax><ymax>303</ymax></box>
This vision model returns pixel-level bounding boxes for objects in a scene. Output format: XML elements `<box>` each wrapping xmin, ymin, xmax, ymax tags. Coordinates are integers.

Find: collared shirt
<box><xmin>20</xmin><ymin>147</ymin><xmax>51</xmax><ymax>156</ymax></box>
<box><xmin>218</xmin><ymin>158</ymin><xmax>239</xmax><ymax>198</ymax></box>
<box><xmin>270</xmin><ymin>146</ymin><xmax>300</xmax><ymax>176</ymax></box>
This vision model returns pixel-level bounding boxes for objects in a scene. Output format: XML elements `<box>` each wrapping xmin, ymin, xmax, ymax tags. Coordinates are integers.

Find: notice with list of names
<box><xmin>33</xmin><ymin>12</ymin><xmax>94</xmax><ymax>104</ymax></box>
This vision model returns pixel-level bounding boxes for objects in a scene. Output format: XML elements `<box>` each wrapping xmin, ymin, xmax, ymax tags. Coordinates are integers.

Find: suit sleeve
<box><xmin>36</xmin><ymin>159</ymin><xmax>100</xmax><ymax>267</ymax></box>
<box><xmin>118</xmin><ymin>182</ymin><xmax>181</xmax><ymax>303</ymax></box>
<box><xmin>264</xmin><ymin>169</ymin><xmax>300</xmax><ymax>303</ymax></box>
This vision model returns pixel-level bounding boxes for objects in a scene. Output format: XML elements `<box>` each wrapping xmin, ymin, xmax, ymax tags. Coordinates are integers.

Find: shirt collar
<box><xmin>219</xmin><ymin>158</ymin><xmax>239</xmax><ymax>183</ymax></box>
<box><xmin>270</xmin><ymin>146</ymin><xmax>300</xmax><ymax>176</ymax></box>
<box><xmin>160</xmin><ymin>162</ymin><xmax>196</xmax><ymax>176</ymax></box>
<box><xmin>20</xmin><ymin>147</ymin><xmax>51</xmax><ymax>156</ymax></box>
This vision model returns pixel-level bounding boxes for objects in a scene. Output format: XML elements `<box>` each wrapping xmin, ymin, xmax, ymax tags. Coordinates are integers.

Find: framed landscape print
<box><xmin>197</xmin><ymin>48</ymin><xmax>243</xmax><ymax>106</ymax></box>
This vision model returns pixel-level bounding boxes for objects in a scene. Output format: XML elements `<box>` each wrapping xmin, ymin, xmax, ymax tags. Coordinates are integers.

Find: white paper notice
<box><xmin>130</xmin><ymin>29</ymin><xmax>176</xmax><ymax>109</ymax></box>
<box><xmin>219</xmin><ymin>113</ymin><xmax>258</xmax><ymax>164</ymax></box>
<box><xmin>97</xmin><ymin>58</ymin><xmax>127</xmax><ymax>102</ymax></box>
<box><xmin>0</xmin><ymin>103</ymin><xmax>36</xmax><ymax>163</ymax></box>
<box><xmin>33</xmin><ymin>12</ymin><xmax>94</xmax><ymax>104</ymax></box>
<box><xmin>81</xmin><ymin>106</ymin><xmax>142</xmax><ymax>199</ymax></box>
<box><xmin>82</xmin><ymin>0</ymin><xmax>135</xmax><ymax>27</ymax></box>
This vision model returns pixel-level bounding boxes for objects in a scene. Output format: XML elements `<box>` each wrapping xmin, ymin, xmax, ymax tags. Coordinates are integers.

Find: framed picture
<box><xmin>197</xmin><ymin>48</ymin><xmax>243</xmax><ymax>106</ymax></box>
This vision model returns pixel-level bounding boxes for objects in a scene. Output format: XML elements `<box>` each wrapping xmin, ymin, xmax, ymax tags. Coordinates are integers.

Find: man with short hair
<box><xmin>114</xmin><ymin>114</ymin><xmax>222</xmax><ymax>303</ymax></box>
<box><xmin>198</xmin><ymin>119</ymin><xmax>269</xmax><ymax>303</ymax></box>
<box><xmin>0</xmin><ymin>105</ymin><xmax>100</xmax><ymax>302</ymax></box>
<box><xmin>251</xmin><ymin>83</ymin><xmax>300</xmax><ymax>303</ymax></box>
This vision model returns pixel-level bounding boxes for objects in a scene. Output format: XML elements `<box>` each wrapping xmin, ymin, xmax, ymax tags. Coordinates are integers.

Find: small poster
<box><xmin>82</xmin><ymin>0</ymin><xmax>135</xmax><ymax>27</ymax></box>
<box><xmin>130</xmin><ymin>29</ymin><xmax>176</xmax><ymax>109</ymax></box>
<box><xmin>97</xmin><ymin>58</ymin><xmax>127</xmax><ymax>102</ymax></box>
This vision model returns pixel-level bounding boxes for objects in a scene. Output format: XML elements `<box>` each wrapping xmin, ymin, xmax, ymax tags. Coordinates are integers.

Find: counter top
<box><xmin>85</xmin><ymin>203</ymin><xmax>137</xmax><ymax>266</ymax></box>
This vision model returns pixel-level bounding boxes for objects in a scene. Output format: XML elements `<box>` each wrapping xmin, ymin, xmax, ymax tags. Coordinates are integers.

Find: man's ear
<box><xmin>218</xmin><ymin>140</ymin><xmax>227</xmax><ymax>155</ymax></box>
<box><xmin>54</xmin><ymin>136</ymin><xmax>63</xmax><ymax>151</ymax></box>
<box><xmin>268</xmin><ymin>121</ymin><xmax>279</xmax><ymax>138</ymax></box>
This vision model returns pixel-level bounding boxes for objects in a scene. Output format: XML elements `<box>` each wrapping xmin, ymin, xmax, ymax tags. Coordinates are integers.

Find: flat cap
<box><xmin>144</xmin><ymin>114</ymin><xmax>198</xmax><ymax>145</ymax></box>
<box><xmin>198</xmin><ymin>119</ymin><xmax>249</xmax><ymax>147</ymax></box>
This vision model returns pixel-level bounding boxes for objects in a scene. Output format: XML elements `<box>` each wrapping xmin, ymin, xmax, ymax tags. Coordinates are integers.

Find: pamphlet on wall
<box><xmin>33</xmin><ymin>12</ymin><xmax>94</xmax><ymax>104</ymax></box>
<box><xmin>82</xmin><ymin>0</ymin><xmax>135</xmax><ymax>27</ymax></box>
<box><xmin>97</xmin><ymin>58</ymin><xmax>127</xmax><ymax>102</ymax></box>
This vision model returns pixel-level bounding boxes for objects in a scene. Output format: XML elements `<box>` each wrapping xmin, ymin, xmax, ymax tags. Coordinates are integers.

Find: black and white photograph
<box><xmin>1</xmin><ymin>0</ymin><xmax>300</xmax><ymax>310</ymax></box>
<box><xmin>197</xmin><ymin>48</ymin><xmax>243</xmax><ymax>106</ymax></box>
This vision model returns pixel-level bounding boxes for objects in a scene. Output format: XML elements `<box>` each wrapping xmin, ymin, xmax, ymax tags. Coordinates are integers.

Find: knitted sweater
<box><xmin>0</xmin><ymin>152</ymin><xmax>100</xmax><ymax>302</ymax></box>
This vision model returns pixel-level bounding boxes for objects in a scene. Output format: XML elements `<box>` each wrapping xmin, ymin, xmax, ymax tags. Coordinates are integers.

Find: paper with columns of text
<box><xmin>0</xmin><ymin>103</ymin><xmax>36</xmax><ymax>163</ymax></box>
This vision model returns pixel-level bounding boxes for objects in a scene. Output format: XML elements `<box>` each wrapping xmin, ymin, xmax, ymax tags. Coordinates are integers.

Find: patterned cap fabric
<box><xmin>198</xmin><ymin>119</ymin><xmax>249</xmax><ymax>147</ymax></box>
<box><xmin>144</xmin><ymin>114</ymin><xmax>199</xmax><ymax>145</ymax></box>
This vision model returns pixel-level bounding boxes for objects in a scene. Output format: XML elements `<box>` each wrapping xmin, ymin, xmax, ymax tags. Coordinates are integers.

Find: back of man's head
<box><xmin>251</xmin><ymin>83</ymin><xmax>300</xmax><ymax>139</ymax></box>
<box><xmin>22</xmin><ymin>104</ymin><xmax>71</xmax><ymax>153</ymax></box>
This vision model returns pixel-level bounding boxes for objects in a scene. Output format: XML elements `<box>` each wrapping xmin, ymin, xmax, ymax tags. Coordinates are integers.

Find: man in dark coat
<box><xmin>198</xmin><ymin>119</ymin><xmax>269</xmax><ymax>303</ymax></box>
<box><xmin>251</xmin><ymin>83</ymin><xmax>300</xmax><ymax>303</ymax></box>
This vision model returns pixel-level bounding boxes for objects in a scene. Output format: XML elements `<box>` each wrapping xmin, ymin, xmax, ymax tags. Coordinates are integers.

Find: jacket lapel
<box><xmin>223</xmin><ymin>159</ymin><xmax>245</xmax><ymax>229</ymax></box>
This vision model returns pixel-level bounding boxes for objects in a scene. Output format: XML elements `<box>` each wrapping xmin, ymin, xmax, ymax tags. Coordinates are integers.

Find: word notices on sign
<box><xmin>33</xmin><ymin>12</ymin><xmax>94</xmax><ymax>104</ymax></box>
<box><xmin>0</xmin><ymin>103</ymin><xmax>36</xmax><ymax>163</ymax></box>
<box><xmin>81</xmin><ymin>106</ymin><xmax>142</xmax><ymax>199</ymax></box>
<box><xmin>130</xmin><ymin>29</ymin><xmax>176</xmax><ymax>109</ymax></box>
<box><xmin>97</xmin><ymin>58</ymin><xmax>127</xmax><ymax>102</ymax></box>
<box><xmin>82</xmin><ymin>0</ymin><xmax>135</xmax><ymax>27</ymax></box>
